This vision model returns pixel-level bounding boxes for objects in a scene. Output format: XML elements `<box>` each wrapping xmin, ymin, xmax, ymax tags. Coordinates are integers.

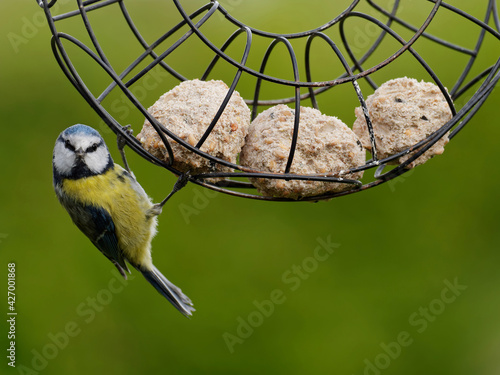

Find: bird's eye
<box><xmin>86</xmin><ymin>144</ymin><xmax>98</xmax><ymax>153</ymax></box>
<box><xmin>64</xmin><ymin>139</ymin><xmax>75</xmax><ymax>151</ymax></box>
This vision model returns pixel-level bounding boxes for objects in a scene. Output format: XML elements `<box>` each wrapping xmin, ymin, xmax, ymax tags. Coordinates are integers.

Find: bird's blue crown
<box><xmin>62</xmin><ymin>124</ymin><xmax>102</xmax><ymax>138</ymax></box>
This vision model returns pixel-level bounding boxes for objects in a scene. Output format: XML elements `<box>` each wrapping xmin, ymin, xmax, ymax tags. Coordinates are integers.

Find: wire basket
<box><xmin>37</xmin><ymin>0</ymin><xmax>500</xmax><ymax>201</ymax></box>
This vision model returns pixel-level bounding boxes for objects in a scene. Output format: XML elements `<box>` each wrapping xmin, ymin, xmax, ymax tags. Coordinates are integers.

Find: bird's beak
<box><xmin>75</xmin><ymin>148</ymin><xmax>85</xmax><ymax>159</ymax></box>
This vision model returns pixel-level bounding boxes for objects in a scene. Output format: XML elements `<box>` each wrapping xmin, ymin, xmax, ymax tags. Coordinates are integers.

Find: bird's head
<box><xmin>53</xmin><ymin>124</ymin><xmax>113</xmax><ymax>179</ymax></box>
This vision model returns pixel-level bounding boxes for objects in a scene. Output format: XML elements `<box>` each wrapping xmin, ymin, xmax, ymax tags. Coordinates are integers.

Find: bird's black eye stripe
<box><xmin>64</xmin><ymin>139</ymin><xmax>75</xmax><ymax>151</ymax></box>
<box><xmin>86</xmin><ymin>143</ymin><xmax>99</xmax><ymax>153</ymax></box>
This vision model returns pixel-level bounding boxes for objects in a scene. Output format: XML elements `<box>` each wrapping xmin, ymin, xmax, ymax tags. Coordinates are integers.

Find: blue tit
<box><xmin>52</xmin><ymin>124</ymin><xmax>194</xmax><ymax>317</ymax></box>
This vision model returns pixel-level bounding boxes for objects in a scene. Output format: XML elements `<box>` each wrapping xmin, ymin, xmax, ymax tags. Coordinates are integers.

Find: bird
<box><xmin>52</xmin><ymin>124</ymin><xmax>195</xmax><ymax>317</ymax></box>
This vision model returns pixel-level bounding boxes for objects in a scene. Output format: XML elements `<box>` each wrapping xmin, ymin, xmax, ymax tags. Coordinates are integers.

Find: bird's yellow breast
<box><xmin>61</xmin><ymin>165</ymin><xmax>156</xmax><ymax>268</ymax></box>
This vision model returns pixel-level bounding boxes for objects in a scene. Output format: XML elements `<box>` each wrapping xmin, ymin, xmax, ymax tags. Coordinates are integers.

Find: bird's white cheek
<box><xmin>53</xmin><ymin>143</ymin><xmax>75</xmax><ymax>175</ymax></box>
<box><xmin>85</xmin><ymin>147</ymin><xmax>109</xmax><ymax>173</ymax></box>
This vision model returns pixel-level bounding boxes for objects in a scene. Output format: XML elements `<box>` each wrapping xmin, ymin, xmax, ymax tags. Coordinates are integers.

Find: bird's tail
<box><xmin>140</xmin><ymin>265</ymin><xmax>195</xmax><ymax>317</ymax></box>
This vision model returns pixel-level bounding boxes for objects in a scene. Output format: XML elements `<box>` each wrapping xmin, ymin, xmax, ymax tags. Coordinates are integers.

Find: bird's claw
<box><xmin>117</xmin><ymin>125</ymin><xmax>133</xmax><ymax>152</ymax></box>
<box><xmin>117</xmin><ymin>125</ymin><xmax>133</xmax><ymax>173</ymax></box>
<box><xmin>173</xmin><ymin>171</ymin><xmax>191</xmax><ymax>192</ymax></box>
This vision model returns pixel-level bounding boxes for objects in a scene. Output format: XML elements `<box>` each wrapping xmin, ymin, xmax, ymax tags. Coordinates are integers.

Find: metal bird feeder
<box><xmin>37</xmin><ymin>0</ymin><xmax>500</xmax><ymax>201</ymax></box>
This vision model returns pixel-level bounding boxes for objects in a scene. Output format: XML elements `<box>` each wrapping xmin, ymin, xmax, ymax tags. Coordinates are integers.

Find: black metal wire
<box><xmin>37</xmin><ymin>0</ymin><xmax>500</xmax><ymax>201</ymax></box>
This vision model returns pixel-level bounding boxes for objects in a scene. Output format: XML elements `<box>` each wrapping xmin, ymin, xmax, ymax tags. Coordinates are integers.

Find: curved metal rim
<box><xmin>37</xmin><ymin>0</ymin><xmax>500</xmax><ymax>201</ymax></box>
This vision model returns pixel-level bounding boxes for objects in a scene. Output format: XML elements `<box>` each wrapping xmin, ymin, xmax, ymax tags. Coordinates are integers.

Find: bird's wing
<box><xmin>81</xmin><ymin>205</ymin><xmax>130</xmax><ymax>277</ymax></box>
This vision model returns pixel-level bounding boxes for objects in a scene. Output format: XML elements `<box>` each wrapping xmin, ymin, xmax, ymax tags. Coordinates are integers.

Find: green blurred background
<box><xmin>1</xmin><ymin>1</ymin><xmax>500</xmax><ymax>374</ymax></box>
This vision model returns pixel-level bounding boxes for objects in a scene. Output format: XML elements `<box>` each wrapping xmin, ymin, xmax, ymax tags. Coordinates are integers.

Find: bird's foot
<box><xmin>117</xmin><ymin>124</ymin><xmax>133</xmax><ymax>152</ymax></box>
<box><xmin>157</xmin><ymin>171</ymin><xmax>191</xmax><ymax>209</ymax></box>
<box><xmin>117</xmin><ymin>125</ymin><xmax>133</xmax><ymax>173</ymax></box>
